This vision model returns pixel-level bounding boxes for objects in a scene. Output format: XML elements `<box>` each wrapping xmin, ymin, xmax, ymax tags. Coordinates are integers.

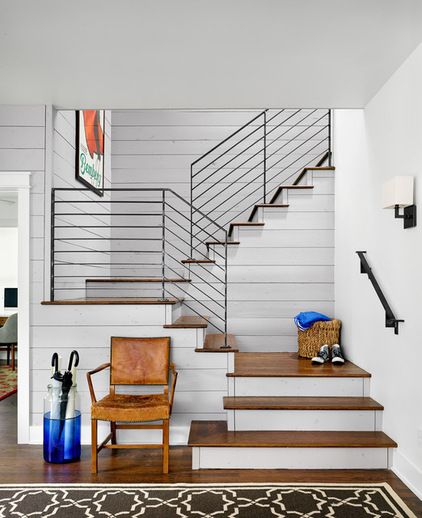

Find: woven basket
<box><xmin>297</xmin><ymin>319</ymin><xmax>341</xmax><ymax>359</ymax></box>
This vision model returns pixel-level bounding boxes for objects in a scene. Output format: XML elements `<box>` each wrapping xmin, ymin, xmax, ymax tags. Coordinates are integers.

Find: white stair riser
<box><xmin>86</xmin><ymin>283</ymin><xmax>187</xmax><ymax>299</ymax></box>
<box><xmin>262</xmin><ymin>211</ymin><xmax>334</xmax><ymax>230</ymax></box>
<box><xmin>230</xmin><ymin>377</ymin><xmax>370</xmax><ymax>397</ymax></box>
<box><xmin>227</xmin><ymin>409</ymin><xmax>383</xmax><ymax>431</ymax></box>
<box><xmin>192</xmin><ymin>446</ymin><xmax>392</xmax><ymax>469</ymax></box>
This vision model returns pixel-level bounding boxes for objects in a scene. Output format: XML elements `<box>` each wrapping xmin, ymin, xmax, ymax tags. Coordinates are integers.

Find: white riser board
<box><xmin>192</xmin><ymin>447</ymin><xmax>392</xmax><ymax>469</ymax></box>
<box><xmin>230</xmin><ymin>377</ymin><xmax>370</xmax><ymax>397</ymax></box>
<box><xmin>227</xmin><ymin>409</ymin><xmax>383</xmax><ymax>431</ymax></box>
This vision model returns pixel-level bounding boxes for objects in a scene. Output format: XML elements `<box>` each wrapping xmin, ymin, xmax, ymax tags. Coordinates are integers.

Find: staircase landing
<box><xmin>227</xmin><ymin>352</ymin><xmax>371</xmax><ymax>378</ymax></box>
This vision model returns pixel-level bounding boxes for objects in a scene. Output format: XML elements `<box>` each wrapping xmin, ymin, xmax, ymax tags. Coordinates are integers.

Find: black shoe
<box><xmin>331</xmin><ymin>344</ymin><xmax>345</xmax><ymax>364</ymax></box>
<box><xmin>311</xmin><ymin>344</ymin><xmax>330</xmax><ymax>364</ymax></box>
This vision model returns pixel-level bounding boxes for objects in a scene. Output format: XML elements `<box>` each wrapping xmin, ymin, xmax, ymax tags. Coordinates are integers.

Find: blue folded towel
<box><xmin>294</xmin><ymin>311</ymin><xmax>331</xmax><ymax>331</ymax></box>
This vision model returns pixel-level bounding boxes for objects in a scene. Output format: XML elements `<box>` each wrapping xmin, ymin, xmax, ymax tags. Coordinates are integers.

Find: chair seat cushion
<box><xmin>92</xmin><ymin>393</ymin><xmax>170</xmax><ymax>422</ymax></box>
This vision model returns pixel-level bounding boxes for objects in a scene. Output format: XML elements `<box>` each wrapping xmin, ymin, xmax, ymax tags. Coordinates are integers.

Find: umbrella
<box><xmin>49</xmin><ymin>350</ymin><xmax>80</xmax><ymax>436</ymax></box>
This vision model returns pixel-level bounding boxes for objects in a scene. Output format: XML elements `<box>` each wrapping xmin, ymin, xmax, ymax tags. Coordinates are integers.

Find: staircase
<box><xmin>188</xmin><ymin>352</ymin><xmax>397</xmax><ymax>469</ymax></box>
<box><xmin>48</xmin><ymin>108</ymin><xmax>398</xmax><ymax>465</ymax></box>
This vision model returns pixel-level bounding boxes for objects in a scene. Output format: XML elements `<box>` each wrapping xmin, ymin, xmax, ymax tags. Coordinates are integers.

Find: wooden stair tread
<box><xmin>293</xmin><ymin>165</ymin><xmax>335</xmax><ymax>185</ymax></box>
<box><xmin>164</xmin><ymin>315</ymin><xmax>209</xmax><ymax>328</ymax></box>
<box><xmin>304</xmin><ymin>166</ymin><xmax>335</xmax><ymax>171</ymax></box>
<box><xmin>248</xmin><ymin>204</ymin><xmax>289</xmax><ymax>222</ymax></box>
<box><xmin>227</xmin><ymin>352</ymin><xmax>371</xmax><ymax>378</ymax></box>
<box><xmin>42</xmin><ymin>297</ymin><xmax>181</xmax><ymax>305</ymax></box>
<box><xmin>228</xmin><ymin>221</ymin><xmax>265</xmax><ymax>237</ymax></box>
<box><xmin>188</xmin><ymin>421</ymin><xmax>397</xmax><ymax>448</ymax></box>
<box><xmin>255</xmin><ymin>204</ymin><xmax>290</xmax><ymax>208</ymax></box>
<box><xmin>181</xmin><ymin>259</ymin><xmax>215</xmax><ymax>264</ymax></box>
<box><xmin>223</xmin><ymin>396</ymin><xmax>383</xmax><ymax>411</ymax></box>
<box><xmin>85</xmin><ymin>277</ymin><xmax>188</xmax><ymax>284</ymax></box>
<box><xmin>230</xmin><ymin>221</ymin><xmax>266</xmax><ymax>226</ymax></box>
<box><xmin>206</xmin><ymin>241</ymin><xmax>240</xmax><ymax>247</ymax></box>
<box><xmin>275</xmin><ymin>185</ymin><xmax>314</xmax><ymax>190</ymax></box>
<box><xmin>269</xmin><ymin>184</ymin><xmax>314</xmax><ymax>204</ymax></box>
<box><xmin>196</xmin><ymin>333</ymin><xmax>239</xmax><ymax>352</ymax></box>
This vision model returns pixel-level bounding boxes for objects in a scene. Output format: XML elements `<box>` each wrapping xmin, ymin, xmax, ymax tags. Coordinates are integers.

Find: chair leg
<box><xmin>91</xmin><ymin>419</ymin><xmax>98</xmax><ymax>474</ymax></box>
<box><xmin>6</xmin><ymin>345</ymin><xmax>10</xmax><ymax>366</ymax></box>
<box><xmin>110</xmin><ymin>421</ymin><xmax>117</xmax><ymax>445</ymax></box>
<box><xmin>11</xmin><ymin>345</ymin><xmax>15</xmax><ymax>371</ymax></box>
<box><xmin>162</xmin><ymin>419</ymin><xmax>169</xmax><ymax>474</ymax></box>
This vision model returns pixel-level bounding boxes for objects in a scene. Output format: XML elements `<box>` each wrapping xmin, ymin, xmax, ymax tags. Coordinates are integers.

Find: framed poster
<box><xmin>75</xmin><ymin>110</ymin><xmax>105</xmax><ymax>196</ymax></box>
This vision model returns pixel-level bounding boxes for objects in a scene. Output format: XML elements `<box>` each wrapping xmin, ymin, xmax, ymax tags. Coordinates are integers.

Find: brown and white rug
<box><xmin>0</xmin><ymin>483</ymin><xmax>416</xmax><ymax>517</ymax></box>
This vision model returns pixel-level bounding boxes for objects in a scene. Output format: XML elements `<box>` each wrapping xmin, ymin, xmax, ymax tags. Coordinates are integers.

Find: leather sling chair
<box><xmin>87</xmin><ymin>336</ymin><xmax>178</xmax><ymax>474</ymax></box>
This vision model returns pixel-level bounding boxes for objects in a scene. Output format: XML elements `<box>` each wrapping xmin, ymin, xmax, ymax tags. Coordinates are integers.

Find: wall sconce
<box><xmin>382</xmin><ymin>176</ymin><xmax>416</xmax><ymax>228</ymax></box>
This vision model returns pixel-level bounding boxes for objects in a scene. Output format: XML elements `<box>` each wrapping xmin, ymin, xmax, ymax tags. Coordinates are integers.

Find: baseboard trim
<box><xmin>392</xmin><ymin>450</ymin><xmax>422</xmax><ymax>500</ymax></box>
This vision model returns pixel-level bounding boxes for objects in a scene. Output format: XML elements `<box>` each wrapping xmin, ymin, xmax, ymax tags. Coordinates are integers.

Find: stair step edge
<box><xmin>188</xmin><ymin>421</ymin><xmax>397</xmax><ymax>448</ymax></box>
<box><xmin>223</xmin><ymin>396</ymin><xmax>383</xmax><ymax>411</ymax></box>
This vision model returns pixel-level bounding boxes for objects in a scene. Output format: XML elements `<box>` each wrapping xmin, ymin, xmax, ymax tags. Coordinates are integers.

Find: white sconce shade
<box><xmin>382</xmin><ymin>176</ymin><xmax>414</xmax><ymax>208</ymax></box>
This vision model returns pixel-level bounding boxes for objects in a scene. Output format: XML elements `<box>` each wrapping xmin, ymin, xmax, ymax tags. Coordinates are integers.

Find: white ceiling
<box><xmin>0</xmin><ymin>0</ymin><xmax>421</xmax><ymax>109</ymax></box>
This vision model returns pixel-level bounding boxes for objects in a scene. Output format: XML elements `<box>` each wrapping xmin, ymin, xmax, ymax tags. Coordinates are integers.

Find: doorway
<box><xmin>0</xmin><ymin>173</ymin><xmax>31</xmax><ymax>444</ymax></box>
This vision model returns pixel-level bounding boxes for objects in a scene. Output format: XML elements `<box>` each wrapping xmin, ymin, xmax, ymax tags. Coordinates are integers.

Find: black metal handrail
<box><xmin>50</xmin><ymin>188</ymin><xmax>229</xmax><ymax>344</ymax></box>
<box><xmin>356</xmin><ymin>251</ymin><xmax>404</xmax><ymax>334</ymax></box>
<box><xmin>190</xmin><ymin>109</ymin><xmax>331</xmax><ymax>253</ymax></box>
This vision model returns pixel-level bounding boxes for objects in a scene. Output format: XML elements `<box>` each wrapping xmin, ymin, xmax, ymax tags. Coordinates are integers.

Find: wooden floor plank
<box><xmin>0</xmin><ymin>393</ymin><xmax>420</xmax><ymax>517</ymax></box>
<box><xmin>227</xmin><ymin>352</ymin><xmax>371</xmax><ymax>378</ymax></box>
<box><xmin>188</xmin><ymin>421</ymin><xmax>397</xmax><ymax>448</ymax></box>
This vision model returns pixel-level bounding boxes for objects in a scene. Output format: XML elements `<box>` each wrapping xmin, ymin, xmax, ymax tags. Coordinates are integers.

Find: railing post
<box><xmin>50</xmin><ymin>188</ymin><xmax>55</xmax><ymax>301</ymax></box>
<box><xmin>222</xmin><ymin>231</ymin><xmax>228</xmax><ymax>349</ymax></box>
<box><xmin>162</xmin><ymin>190</ymin><xmax>166</xmax><ymax>300</ymax></box>
<box><xmin>190</xmin><ymin>164</ymin><xmax>193</xmax><ymax>259</ymax></box>
<box><xmin>328</xmin><ymin>109</ymin><xmax>332</xmax><ymax>166</ymax></box>
<box><xmin>263</xmin><ymin>110</ymin><xmax>267</xmax><ymax>203</ymax></box>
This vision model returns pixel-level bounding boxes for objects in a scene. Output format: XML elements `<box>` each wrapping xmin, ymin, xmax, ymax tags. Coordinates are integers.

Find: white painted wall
<box><xmin>334</xmin><ymin>43</ymin><xmax>422</xmax><ymax>498</ymax></box>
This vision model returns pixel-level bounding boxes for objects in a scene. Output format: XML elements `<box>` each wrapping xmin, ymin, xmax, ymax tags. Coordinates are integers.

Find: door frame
<box><xmin>0</xmin><ymin>172</ymin><xmax>31</xmax><ymax>443</ymax></box>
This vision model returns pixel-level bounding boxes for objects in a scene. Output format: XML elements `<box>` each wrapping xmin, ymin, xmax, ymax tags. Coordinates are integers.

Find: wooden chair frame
<box><xmin>87</xmin><ymin>361</ymin><xmax>178</xmax><ymax>474</ymax></box>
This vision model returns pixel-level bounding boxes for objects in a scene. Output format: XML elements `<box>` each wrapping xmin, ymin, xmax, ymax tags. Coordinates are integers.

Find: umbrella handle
<box><xmin>67</xmin><ymin>350</ymin><xmax>79</xmax><ymax>372</ymax></box>
<box><xmin>51</xmin><ymin>353</ymin><xmax>59</xmax><ymax>375</ymax></box>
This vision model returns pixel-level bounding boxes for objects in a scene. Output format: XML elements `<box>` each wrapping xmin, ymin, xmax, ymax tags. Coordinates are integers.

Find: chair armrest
<box><xmin>168</xmin><ymin>362</ymin><xmax>178</xmax><ymax>413</ymax></box>
<box><xmin>86</xmin><ymin>363</ymin><xmax>110</xmax><ymax>403</ymax></box>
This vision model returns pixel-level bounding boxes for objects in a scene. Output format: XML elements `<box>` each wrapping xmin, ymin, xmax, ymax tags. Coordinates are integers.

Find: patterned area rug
<box><xmin>0</xmin><ymin>365</ymin><xmax>17</xmax><ymax>401</ymax></box>
<box><xmin>0</xmin><ymin>483</ymin><xmax>416</xmax><ymax>517</ymax></box>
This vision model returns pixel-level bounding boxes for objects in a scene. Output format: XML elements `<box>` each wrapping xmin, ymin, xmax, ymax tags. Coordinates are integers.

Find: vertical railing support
<box><xmin>162</xmin><ymin>190</ymin><xmax>166</xmax><ymax>300</ymax></box>
<box><xmin>50</xmin><ymin>188</ymin><xmax>56</xmax><ymax>301</ymax></box>
<box><xmin>263</xmin><ymin>110</ymin><xmax>267</xmax><ymax>204</ymax></box>
<box><xmin>221</xmin><ymin>230</ymin><xmax>229</xmax><ymax>349</ymax></box>
<box><xmin>190</xmin><ymin>163</ymin><xmax>194</xmax><ymax>259</ymax></box>
<box><xmin>328</xmin><ymin>109</ymin><xmax>332</xmax><ymax>166</ymax></box>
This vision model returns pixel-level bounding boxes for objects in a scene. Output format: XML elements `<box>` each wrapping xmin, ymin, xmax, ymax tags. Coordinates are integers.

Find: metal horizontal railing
<box><xmin>190</xmin><ymin>108</ymin><xmax>331</xmax><ymax>251</ymax></box>
<box><xmin>51</xmin><ymin>188</ymin><xmax>229</xmax><ymax>344</ymax></box>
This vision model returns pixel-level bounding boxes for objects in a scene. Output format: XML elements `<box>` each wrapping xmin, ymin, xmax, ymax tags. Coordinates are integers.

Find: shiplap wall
<box><xmin>0</xmin><ymin>106</ymin><xmax>45</xmax><ymax>364</ymax></box>
<box><xmin>0</xmin><ymin>105</ymin><xmax>46</xmax><ymax>309</ymax></box>
<box><xmin>111</xmin><ymin>110</ymin><xmax>334</xmax><ymax>350</ymax></box>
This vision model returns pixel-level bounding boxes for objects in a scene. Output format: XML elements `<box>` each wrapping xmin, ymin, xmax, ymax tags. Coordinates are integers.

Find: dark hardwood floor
<box><xmin>0</xmin><ymin>393</ymin><xmax>421</xmax><ymax>515</ymax></box>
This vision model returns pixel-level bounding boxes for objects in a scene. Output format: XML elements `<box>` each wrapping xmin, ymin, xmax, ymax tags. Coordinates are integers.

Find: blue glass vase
<box><xmin>43</xmin><ymin>384</ymin><xmax>81</xmax><ymax>463</ymax></box>
<box><xmin>43</xmin><ymin>411</ymin><xmax>81</xmax><ymax>463</ymax></box>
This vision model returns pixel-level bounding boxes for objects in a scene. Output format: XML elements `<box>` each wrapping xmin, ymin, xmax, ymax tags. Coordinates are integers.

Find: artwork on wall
<box><xmin>75</xmin><ymin>110</ymin><xmax>105</xmax><ymax>196</ymax></box>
